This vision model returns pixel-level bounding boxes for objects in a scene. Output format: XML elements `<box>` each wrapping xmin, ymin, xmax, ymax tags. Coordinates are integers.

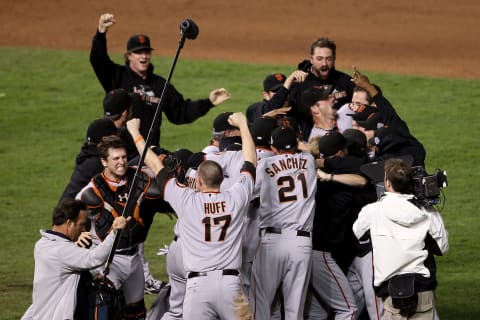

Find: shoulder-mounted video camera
<box><xmin>360</xmin><ymin>156</ymin><xmax>448</xmax><ymax>208</ymax></box>
<box><xmin>410</xmin><ymin>166</ymin><xmax>448</xmax><ymax>207</ymax></box>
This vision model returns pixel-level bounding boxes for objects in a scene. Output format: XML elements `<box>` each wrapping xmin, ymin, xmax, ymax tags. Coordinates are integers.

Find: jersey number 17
<box><xmin>202</xmin><ymin>215</ymin><xmax>232</xmax><ymax>242</ymax></box>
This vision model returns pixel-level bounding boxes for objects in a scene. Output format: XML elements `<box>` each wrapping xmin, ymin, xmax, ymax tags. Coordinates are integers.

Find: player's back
<box><xmin>256</xmin><ymin>151</ymin><xmax>317</xmax><ymax>231</ymax></box>
<box><xmin>165</xmin><ymin>168</ymin><xmax>255</xmax><ymax>273</ymax></box>
<box><xmin>206</xmin><ymin>150</ymin><xmax>244</xmax><ymax>191</ymax></box>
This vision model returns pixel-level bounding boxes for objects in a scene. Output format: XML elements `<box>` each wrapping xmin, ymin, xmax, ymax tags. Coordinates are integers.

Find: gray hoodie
<box><xmin>22</xmin><ymin>230</ymin><xmax>116</xmax><ymax>320</ymax></box>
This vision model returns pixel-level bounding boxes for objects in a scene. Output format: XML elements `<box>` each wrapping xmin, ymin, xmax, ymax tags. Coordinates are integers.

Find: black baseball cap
<box><xmin>86</xmin><ymin>118</ymin><xmax>117</xmax><ymax>144</ymax></box>
<box><xmin>277</xmin><ymin>116</ymin><xmax>302</xmax><ymax>136</ymax></box>
<box><xmin>348</xmin><ymin>105</ymin><xmax>377</xmax><ymax>122</ymax></box>
<box><xmin>355</xmin><ymin>112</ymin><xmax>383</xmax><ymax>131</ymax></box>
<box><xmin>213</xmin><ymin>112</ymin><xmax>236</xmax><ymax>133</ymax></box>
<box><xmin>263</xmin><ymin>73</ymin><xmax>286</xmax><ymax>92</ymax></box>
<box><xmin>343</xmin><ymin>128</ymin><xmax>367</xmax><ymax>157</ymax></box>
<box><xmin>270</xmin><ymin>126</ymin><xmax>298</xmax><ymax>151</ymax></box>
<box><xmin>300</xmin><ymin>85</ymin><xmax>334</xmax><ymax>108</ymax></box>
<box><xmin>250</xmin><ymin>116</ymin><xmax>278</xmax><ymax>146</ymax></box>
<box><xmin>127</xmin><ymin>34</ymin><xmax>154</xmax><ymax>52</ymax></box>
<box><xmin>103</xmin><ymin>89</ymin><xmax>131</xmax><ymax>117</ymax></box>
<box><xmin>317</xmin><ymin>131</ymin><xmax>346</xmax><ymax>158</ymax></box>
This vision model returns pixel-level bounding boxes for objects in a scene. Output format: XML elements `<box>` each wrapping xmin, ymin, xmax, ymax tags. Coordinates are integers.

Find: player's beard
<box><xmin>318</xmin><ymin>65</ymin><xmax>331</xmax><ymax>80</ymax></box>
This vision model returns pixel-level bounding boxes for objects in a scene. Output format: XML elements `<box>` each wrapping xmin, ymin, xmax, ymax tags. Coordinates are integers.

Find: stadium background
<box><xmin>1</xmin><ymin>0</ymin><xmax>479</xmax><ymax>79</ymax></box>
<box><xmin>1</xmin><ymin>0</ymin><xmax>479</xmax><ymax>318</ymax></box>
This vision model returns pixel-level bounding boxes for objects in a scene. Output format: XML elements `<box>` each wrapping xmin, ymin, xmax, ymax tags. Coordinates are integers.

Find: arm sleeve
<box><xmin>425</xmin><ymin>208</ymin><xmax>449</xmax><ymax>255</ymax></box>
<box><xmin>155</xmin><ymin>168</ymin><xmax>176</xmax><ymax>199</ymax></box>
<box><xmin>89</xmin><ymin>30</ymin><xmax>118</xmax><ymax>93</ymax></box>
<box><xmin>352</xmin><ymin>207</ymin><xmax>371</xmax><ymax>239</ymax></box>
<box><xmin>263</xmin><ymin>86</ymin><xmax>290</xmax><ymax>112</ymax></box>
<box><xmin>61</xmin><ymin>231</ymin><xmax>117</xmax><ymax>270</ymax></box>
<box><xmin>60</xmin><ymin>157</ymin><xmax>103</xmax><ymax>200</ymax></box>
<box><xmin>230</xmin><ymin>165</ymin><xmax>256</xmax><ymax>205</ymax></box>
<box><xmin>373</xmin><ymin>94</ymin><xmax>400</xmax><ymax>126</ymax></box>
<box><xmin>162</xmin><ymin>84</ymin><xmax>214</xmax><ymax>125</ymax></box>
<box><xmin>240</xmin><ymin>161</ymin><xmax>256</xmax><ymax>181</ymax></box>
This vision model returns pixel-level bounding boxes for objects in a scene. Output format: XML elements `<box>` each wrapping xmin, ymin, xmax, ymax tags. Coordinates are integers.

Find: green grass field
<box><xmin>1</xmin><ymin>47</ymin><xmax>479</xmax><ymax>319</ymax></box>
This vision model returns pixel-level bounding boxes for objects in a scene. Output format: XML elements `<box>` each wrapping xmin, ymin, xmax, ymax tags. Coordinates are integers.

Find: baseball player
<box><xmin>305</xmin><ymin>132</ymin><xmax>362</xmax><ymax>320</ymax></box>
<box><xmin>76</xmin><ymin>135</ymin><xmax>161</xmax><ymax>319</ymax></box>
<box><xmin>266</xmin><ymin>37</ymin><xmax>354</xmax><ymax>117</ymax></box>
<box><xmin>245</xmin><ymin>73</ymin><xmax>287</xmax><ymax>123</ymax></box>
<box><xmin>252</xmin><ymin>126</ymin><xmax>317</xmax><ymax>320</ymax></box>
<box><xmin>241</xmin><ymin>116</ymin><xmax>278</xmax><ymax>304</ymax></box>
<box><xmin>128</xmin><ymin>112</ymin><xmax>257</xmax><ymax>320</ymax></box>
<box><xmin>129</xmin><ymin>112</ymin><xmax>247</xmax><ymax>319</ymax></box>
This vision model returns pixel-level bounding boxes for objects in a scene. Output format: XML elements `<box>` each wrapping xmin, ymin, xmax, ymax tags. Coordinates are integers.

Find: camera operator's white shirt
<box><xmin>352</xmin><ymin>192</ymin><xmax>449</xmax><ymax>287</ymax></box>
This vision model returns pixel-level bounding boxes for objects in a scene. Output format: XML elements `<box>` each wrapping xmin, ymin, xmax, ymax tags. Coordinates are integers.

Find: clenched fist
<box><xmin>98</xmin><ymin>13</ymin><xmax>116</xmax><ymax>33</ymax></box>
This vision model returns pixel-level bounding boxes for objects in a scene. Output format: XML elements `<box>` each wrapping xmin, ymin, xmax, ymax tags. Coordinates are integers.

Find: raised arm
<box><xmin>126</xmin><ymin>118</ymin><xmax>165</xmax><ymax>175</ymax></box>
<box><xmin>97</xmin><ymin>13</ymin><xmax>116</xmax><ymax>33</ymax></box>
<box><xmin>227</xmin><ymin>112</ymin><xmax>257</xmax><ymax>168</ymax></box>
<box><xmin>90</xmin><ymin>13</ymin><xmax>118</xmax><ymax>93</ymax></box>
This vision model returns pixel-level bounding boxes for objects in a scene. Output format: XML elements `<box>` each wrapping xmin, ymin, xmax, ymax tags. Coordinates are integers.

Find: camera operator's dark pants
<box><xmin>383</xmin><ymin>291</ymin><xmax>434</xmax><ymax>320</ymax></box>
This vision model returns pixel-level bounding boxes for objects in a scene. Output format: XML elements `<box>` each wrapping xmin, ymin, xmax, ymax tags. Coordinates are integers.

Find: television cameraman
<box><xmin>352</xmin><ymin>158</ymin><xmax>448</xmax><ymax>319</ymax></box>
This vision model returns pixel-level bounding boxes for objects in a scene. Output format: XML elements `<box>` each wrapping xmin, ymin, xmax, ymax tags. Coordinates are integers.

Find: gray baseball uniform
<box><xmin>161</xmin><ymin>162</ymin><xmax>255</xmax><ymax>320</ymax></box>
<box><xmin>241</xmin><ymin>148</ymin><xmax>275</xmax><ymax>305</ymax></box>
<box><xmin>161</xmin><ymin>150</ymin><xmax>246</xmax><ymax>319</ymax></box>
<box><xmin>77</xmin><ymin>168</ymin><xmax>156</xmax><ymax>305</ymax></box>
<box><xmin>252</xmin><ymin>151</ymin><xmax>317</xmax><ymax>320</ymax></box>
<box><xmin>160</xmin><ymin>222</ymin><xmax>185</xmax><ymax>320</ymax></box>
<box><xmin>347</xmin><ymin>251</ymin><xmax>384</xmax><ymax>320</ymax></box>
<box><xmin>206</xmin><ymin>150</ymin><xmax>245</xmax><ymax>190</ymax></box>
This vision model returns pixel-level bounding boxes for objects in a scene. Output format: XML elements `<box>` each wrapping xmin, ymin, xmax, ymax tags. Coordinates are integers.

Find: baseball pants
<box><xmin>108</xmin><ymin>251</ymin><xmax>144</xmax><ymax>304</ymax></box>
<box><xmin>161</xmin><ymin>237</ymin><xmax>186</xmax><ymax>320</ymax></box>
<box><xmin>305</xmin><ymin>250</ymin><xmax>357</xmax><ymax>320</ymax></box>
<box><xmin>183</xmin><ymin>270</ymin><xmax>248</xmax><ymax>320</ymax></box>
<box><xmin>252</xmin><ymin>230</ymin><xmax>312</xmax><ymax>320</ymax></box>
<box><xmin>138</xmin><ymin>242</ymin><xmax>155</xmax><ymax>284</ymax></box>
<box><xmin>347</xmin><ymin>252</ymin><xmax>383</xmax><ymax>320</ymax></box>
<box><xmin>241</xmin><ymin>208</ymin><xmax>261</xmax><ymax>306</ymax></box>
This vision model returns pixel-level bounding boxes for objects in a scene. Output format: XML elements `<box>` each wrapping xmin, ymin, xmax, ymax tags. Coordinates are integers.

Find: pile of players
<box><xmin>22</xmin><ymin>12</ymin><xmax>449</xmax><ymax>320</ymax></box>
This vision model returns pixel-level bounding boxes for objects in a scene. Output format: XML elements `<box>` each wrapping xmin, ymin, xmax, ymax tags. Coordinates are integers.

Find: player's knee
<box><xmin>123</xmin><ymin>299</ymin><xmax>146</xmax><ymax>320</ymax></box>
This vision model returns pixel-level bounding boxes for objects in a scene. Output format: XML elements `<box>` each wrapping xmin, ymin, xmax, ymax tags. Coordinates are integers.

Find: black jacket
<box><xmin>266</xmin><ymin>60</ymin><xmax>354</xmax><ymax>141</ymax></box>
<box><xmin>90</xmin><ymin>31</ymin><xmax>214</xmax><ymax>148</ymax></box>
<box><xmin>60</xmin><ymin>143</ymin><xmax>103</xmax><ymax>201</ymax></box>
<box><xmin>312</xmin><ymin>155</ymin><xmax>376</xmax><ymax>272</ymax></box>
<box><xmin>372</xmin><ymin>94</ymin><xmax>426</xmax><ymax>167</ymax></box>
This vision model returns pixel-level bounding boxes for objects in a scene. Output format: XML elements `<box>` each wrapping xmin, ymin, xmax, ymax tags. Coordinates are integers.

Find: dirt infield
<box><xmin>1</xmin><ymin>0</ymin><xmax>478</xmax><ymax>78</ymax></box>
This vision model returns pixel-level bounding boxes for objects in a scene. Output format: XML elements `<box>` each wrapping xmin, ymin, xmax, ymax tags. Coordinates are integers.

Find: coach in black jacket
<box><xmin>90</xmin><ymin>13</ymin><xmax>230</xmax><ymax>149</ymax></box>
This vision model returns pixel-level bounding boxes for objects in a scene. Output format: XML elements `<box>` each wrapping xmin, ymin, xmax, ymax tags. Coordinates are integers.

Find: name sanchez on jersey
<box><xmin>265</xmin><ymin>157</ymin><xmax>308</xmax><ymax>177</ymax></box>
